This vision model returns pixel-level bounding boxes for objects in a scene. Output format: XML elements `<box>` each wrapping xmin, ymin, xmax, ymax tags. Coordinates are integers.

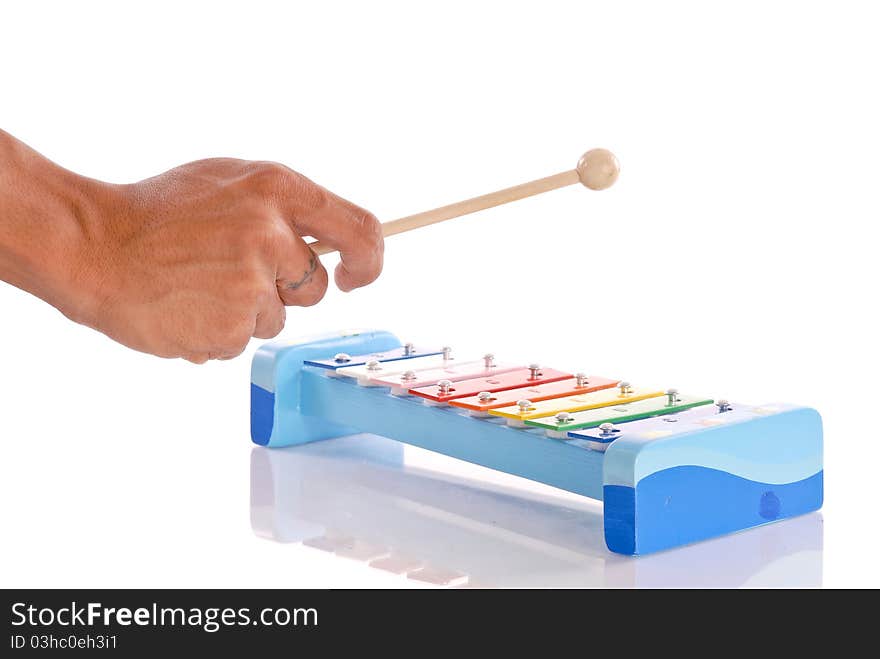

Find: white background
<box><xmin>1</xmin><ymin>0</ymin><xmax>877</xmax><ymax>587</ymax></box>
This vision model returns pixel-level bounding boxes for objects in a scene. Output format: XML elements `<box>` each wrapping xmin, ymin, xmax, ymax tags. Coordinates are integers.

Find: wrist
<box><xmin>47</xmin><ymin>177</ymin><xmax>123</xmax><ymax>327</ymax></box>
<box><xmin>0</xmin><ymin>131</ymin><xmax>117</xmax><ymax>325</ymax></box>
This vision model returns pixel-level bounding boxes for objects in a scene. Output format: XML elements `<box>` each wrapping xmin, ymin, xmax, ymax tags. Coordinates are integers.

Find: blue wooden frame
<box><xmin>250</xmin><ymin>330</ymin><xmax>824</xmax><ymax>555</ymax></box>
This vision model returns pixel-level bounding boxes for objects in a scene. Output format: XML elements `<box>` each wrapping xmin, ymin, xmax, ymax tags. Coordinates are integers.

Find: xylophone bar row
<box><xmin>447</xmin><ymin>375</ymin><xmax>619</xmax><ymax>413</ymax></box>
<box><xmin>306</xmin><ymin>345</ymin><xmax>719</xmax><ymax>448</ymax></box>
<box><xmin>567</xmin><ymin>401</ymin><xmax>784</xmax><ymax>451</ymax></box>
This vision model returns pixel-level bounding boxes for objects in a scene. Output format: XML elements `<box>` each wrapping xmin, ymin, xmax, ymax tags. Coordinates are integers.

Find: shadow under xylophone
<box><xmin>250</xmin><ymin>330</ymin><xmax>823</xmax><ymax>555</ymax></box>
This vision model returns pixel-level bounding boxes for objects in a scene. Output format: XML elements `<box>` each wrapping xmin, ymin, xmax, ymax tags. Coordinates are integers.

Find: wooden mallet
<box><xmin>306</xmin><ymin>148</ymin><xmax>620</xmax><ymax>256</ymax></box>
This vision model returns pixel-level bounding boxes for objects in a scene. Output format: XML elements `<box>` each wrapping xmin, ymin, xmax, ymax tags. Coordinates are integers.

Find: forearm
<box><xmin>0</xmin><ymin>129</ymin><xmax>106</xmax><ymax>322</ymax></box>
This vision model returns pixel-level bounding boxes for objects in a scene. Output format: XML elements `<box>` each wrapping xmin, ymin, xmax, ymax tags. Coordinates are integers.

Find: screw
<box><xmin>716</xmin><ymin>399</ymin><xmax>732</xmax><ymax>413</ymax></box>
<box><xmin>442</xmin><ymin>346</ymin><xmax>452</xmax><ymax>360</ymax></box>
<box><xmin>555</xmin><ymin>412</ymin><xmax>574</xmax><ymax>424</ymax></box>
<box><xmin>575</xmin><ymin>372</ymin><xmax>589</xmax><ymax>387</ymax></box>
<box><xmin>483</xmin><ymin>353</ymin><xmax>495</xmax><ymax>368</ymax></box>
<box><xmin>401</xmin><ymin>370</ymin><xmax>417</xmax><ymax>382</ymax></box>
<box><xmin>666</xmin><ymin>388</ymin><xmax>679</xmax><ymax>405</ymax></box>
<box><xmin>438</xmin><ymin>380</ymin><xmax>453</xmax><ymax>395</ymax></box>
<box><xmin>404</xmin><ymin>343</ymin><xmax>415</xmax><ymax>356</ymax></box>
<box><xmin>334</xmin><ymin>353</ymin><xmax>351</xmax><ymax>363</ymax></box>
<box><xmin>517</xmin><ymin>400</ymin><xmax>532</xmax><ymax>413</ymax></box>
<box><xmin>366</xmin><ymin>359</ymin><xmax>381</xmax><ymax>371</ymax></box>
<box><xmin>619</xmin><ymin>381</ymin><xmax>632</xmax><ymax>395</ymax></box>
<box><xmin>478</xmin><ymin>391</ymin><xmax>493</xmax><ymax>402</ymax></box>
<box><xmin>528</xmin><ymin>363</ymin><xmax>541</xmax><ymax>379</ymax></box>
<box><xmin>599</xmin><ymin>422</ymin><xmax>616</xmax><ymax>436</ymax></box>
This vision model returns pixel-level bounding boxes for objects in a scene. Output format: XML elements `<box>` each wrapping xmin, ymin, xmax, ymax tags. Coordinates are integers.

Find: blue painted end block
<box><xmin>602</xmin><ymin>407</ymin><xmax>823</xmax><ymax>555</ymax></box>
<box><xmin>250</xmin><ymin>329</ymin><xmax>401</xmax><ymax>447</ymax></box>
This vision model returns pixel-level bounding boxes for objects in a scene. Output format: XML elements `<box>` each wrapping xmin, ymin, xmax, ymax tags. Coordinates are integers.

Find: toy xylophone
<box><xmin>250</xmin><ymin>330</ymin><xmax>824</xmax><ymax>556</ymax></box>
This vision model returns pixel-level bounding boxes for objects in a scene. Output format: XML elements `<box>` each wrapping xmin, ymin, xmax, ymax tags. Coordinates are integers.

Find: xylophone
<box><xmin>250</xmin><ymin>330</ymin><xmax>824</xmax><ymax>556</ymax></box>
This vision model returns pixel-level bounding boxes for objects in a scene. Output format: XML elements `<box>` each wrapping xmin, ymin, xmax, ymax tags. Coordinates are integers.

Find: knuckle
<box><xmin>230</xmin><ymin>331</ymin><xmax>253</xmax><ymax>352</ymax></box>
<box><xmin>251</xmin><ymin>160</ymin><xmax>291</xmax><ymax>179</ymax></box>
<box><xmin>345</xmin><ymin>211</ymin><xmax>384</xmax><ymax>286</ymax></box>
<box><xmin>297</xmin><ymin>181</ymin><xmax>331</xmax><ymax>213</ymax></box>
<box><xmin>298</xmin><ymin>290</ymin><xmax>326</xmax><ymax>307</ymax></box>
<box><xmin>255</xmin><ymin>305</ymin><xmax>286</xmax><ymax>339</ymax></box>
<box><xmin>299</xmin><ymin>277</ymin><xmax>328</xmax><ymax>308</ymax></box>
<box><xmin>220</xmin><ymin>316</ymin><xmax>255</xmax><ymax>351</ymax></box>
<box><xmin>293</xmin><ymin>267</ymin><xmax>328</xmax><ymax>307</ymax></box>
<box><xmin>270</xmin><ymin>306</ymin><xmax>287</xmax><ymax>334</ymax></box>
<box><xmin>262</xmin><ymin>319</ymin><xmax>285</xmax><ymax>339</ymax></box>
<box><xmin>241</xmin><ymin>216</ymin><xmax>288</xmax><ymax>254</ymax></box>
<box><xmin>233</xmin><ymin>269</ymin><xmax>270</xmax><ymax>303</ymax></box>
<box><xmin>224</xmin><ymin>343</ymin><xmax>249</xmax><ymax>359</ymax></box>
<box><xmin>247</xmin><ymin>160</ymin><xmax>295</xmax><ymax>196</ymax></box>
<box><xmin>352</xmin><ymin>210</ymin><xmax>383</xmax><ymax>249</ymax></box>
<box><xmin>265</xmin><ymin>220</ymin><xmax>294</xmax><ymax>252</ymax></box>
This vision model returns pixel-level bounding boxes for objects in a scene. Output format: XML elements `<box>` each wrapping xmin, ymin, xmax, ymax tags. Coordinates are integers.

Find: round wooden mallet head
<box><xmin>576</xmin><ymin>148</ymin><xmax>620</xmax><ymax>191</ymax></box>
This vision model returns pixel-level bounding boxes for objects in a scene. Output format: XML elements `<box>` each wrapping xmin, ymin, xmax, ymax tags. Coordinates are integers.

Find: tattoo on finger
<box><xmin>285</xmin><ymin>252</ymin><xmax>318</xmax><ymax>290</ymax></box>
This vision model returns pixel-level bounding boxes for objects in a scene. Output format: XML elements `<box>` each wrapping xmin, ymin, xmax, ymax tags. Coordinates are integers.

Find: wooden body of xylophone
<box><xmin>250</xmin><ymin>330</ymin><xmax>823</xmax><ymax>555</ymax></box>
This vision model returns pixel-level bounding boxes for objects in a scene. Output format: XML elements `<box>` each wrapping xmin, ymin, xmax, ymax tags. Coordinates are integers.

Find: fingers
<box><xmin>330</xmin><ymin>209</ymin><xmax>384</xmax><ymax>293</ymax></box>
<box><xmin>292</xmin><ymin>186</ymin><xmax>383</xmax><ymax>292</ymax></box>
<box><xmin>309</xmin><ymin>200</ymin><xmax>383</xmax><ymax>292</ymax></box>
<box><xmin>170</xmin><ymin>162</ymin><xmax>376</xmax><ymax>366</ymax></box>
<box><xmin>273</xmin><ymin>229</ymin><xmax>329</xmax><ymax>307</ymax></box>
<box><xmin>203</xmin><ymin>219</ymin><xmax>327</xmax><ymax>364</ymax></box>
<box><xmin>253</xmin><ymin>302</ymin><xmax>285</xmax><ymax>340</ymax></box>
<box><xmin>256</xmin><ymin>164</ymin><xmax>384</xmax><ymax>292</ymax></box>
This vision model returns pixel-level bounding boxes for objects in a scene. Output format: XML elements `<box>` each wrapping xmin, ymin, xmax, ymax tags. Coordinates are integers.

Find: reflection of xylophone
<box><xmin>250</xmin><ymin>330</ymin><xmax>823</xmax><ymax>555</ymax></box>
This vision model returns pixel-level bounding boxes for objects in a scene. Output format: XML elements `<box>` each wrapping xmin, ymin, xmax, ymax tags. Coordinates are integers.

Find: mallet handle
<box><xmin>307</xmin><ymin>169</ymin><xmax>579</xmax><ymax>256</ymax></box>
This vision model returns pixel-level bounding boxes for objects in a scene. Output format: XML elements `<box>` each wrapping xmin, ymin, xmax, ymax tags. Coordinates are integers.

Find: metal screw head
<box><xmin>401</xmin><ymin>370</ymin><xmax>417</xmax><ymax>381</ymax></box>
<box><xmin>404</xmin><ymin>343</ymin><xmax>415</xmax><ymax>356</ymax></box>
<box><xmin>483</xmin><ymin>353</ymin><xmax>495</xmax><ymax>368</ymax></box>
<box><xmin>619</xmin><ymin>381</ymin><xmax>632</xmax><ymax>394</ymax></box>
<box><xmin>666</xmin><ymin>388</ymin><xmax>679</xmax><ymax>404</ymax></box>
<box><xmin>716</xmin><ymin>399</ymin><xmax>732</xmax><ymax>412</ymax></box>
<box><xmin>517</xmin><ymin>399</ymin><xmax>532</xmax><ymax>412</ymax></box>
<box><xmin>438</xmin><ymin>379</ymin><xmax>453</xmax><ymax>394</ymax></box>
<box><xmin>334</xmin><ymin>353</ymin><xmax>351</xmax><ymax>363</ymax></box>
<box><xmin>478</xmin><ymin>391</ymin><xmax>493</xmax><ymax>402</ymax></box>
<box><xmin>528</xmin><ymin>363</ymin><xmax>541</xmax><ymax>378</ymax></box>
<box><xmin>599</xmin><ymin>422</ymin><xmax>616</xmax><ymax>436</ymax></box>
<box><xmin>575</xmin><ymin>372</ymin><xmax>589</xmax><ymax>387</ymax></box>
<box><xmin>442</xmin><ymin>346</ymin><xmax>452</xmax><ymax>360</ymax></box>
<box><xmin>555</xmin><ymin>412</ymin><xmax>574</xmax><ymax>424</ymax></box>
<box><xmin>366</xmin><ymin>359</ymin><xmax>381</xmax><ymax>371</ymax></box>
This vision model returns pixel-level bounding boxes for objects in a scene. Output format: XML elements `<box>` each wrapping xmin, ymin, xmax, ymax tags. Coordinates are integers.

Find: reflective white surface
<box><xmin>252</xmin><ymin>434</ymin><xmax>823</xmax><ymax>588</ymax></box>
<box><xmin>0</xmin><ymin>1</ymin><xmax>875</xmax><ymax>589</ymax></box>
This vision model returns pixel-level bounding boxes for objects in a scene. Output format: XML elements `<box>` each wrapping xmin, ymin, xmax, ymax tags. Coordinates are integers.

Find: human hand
<box><xmin>78</xmin><ymin>159</ymin><xmax>383</xmax><ymax>362</ymax></box>
<box><xmin>0</xmin><ymin>131</ymin><xmax>383</xmax><ymax>363</ymax></box>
